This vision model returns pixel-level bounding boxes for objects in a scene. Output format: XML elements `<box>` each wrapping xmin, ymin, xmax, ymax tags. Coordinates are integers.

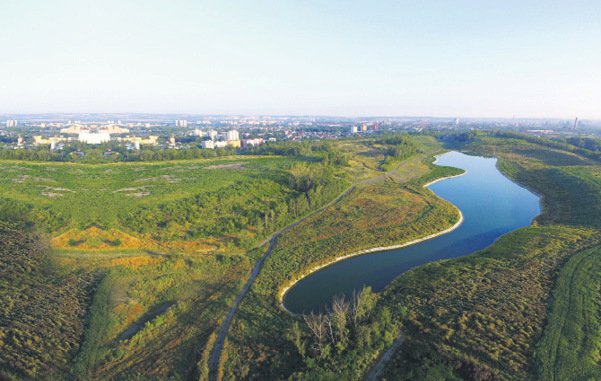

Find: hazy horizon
<box><xmin>0</xmin><ymin>112</ymin><xmax>597</xmax><ymax>123</ymax></box>
<box><xmin>1</xmin><ymin>1</ymin><xmax>600</xmax><ymax>119</ymax></box>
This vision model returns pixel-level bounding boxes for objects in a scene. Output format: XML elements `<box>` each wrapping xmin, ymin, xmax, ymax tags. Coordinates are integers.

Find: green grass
<box><xmin>534</xmin><ymin>246</ymin><xmax>601</xmax><ymax>381</ymax></box>
<box><xmin>0</xmin><ymin>156</ymin><xmax>300</xmax><ymax>233</ymax></box>
<box><xmin>0</xmin><ymin>155</ymin><xmax>350</xmax><ymax>256</ymax></box>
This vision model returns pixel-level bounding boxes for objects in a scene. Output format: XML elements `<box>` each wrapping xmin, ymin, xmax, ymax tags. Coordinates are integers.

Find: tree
<box><xmin>303</xmin><ymin>312</ymin><xmax>328</xmax><ymax>358</ymax></box>
<box><xmin>350</xmin><ymin>287</ymin><xmax>377</xmax><ymax>327</ymax></box>
<box><xmin>330</xmin><ymin>295</ymin><xmax>350</xmax><ymax>351</ymax></box>
<box><xmin>289</xmin><ymin>164</ymin><xmax>315</xmax><ymax>197</ymax></box>
<box><xmin>288</xmin><ymin>322</ymin><xmax>306</xmax><ymax>360</ymax></box>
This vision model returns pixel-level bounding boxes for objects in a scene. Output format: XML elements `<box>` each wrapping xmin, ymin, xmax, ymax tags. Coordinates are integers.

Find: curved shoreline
<box><xmin>278</xmin><ymin>169</ymin><xmax>467</xmax><ymax>314</ymax></box>
<box><xmin>422</xmin><ymin>171</ymin><xmax>467</xmax><ymax>188</ymax></box>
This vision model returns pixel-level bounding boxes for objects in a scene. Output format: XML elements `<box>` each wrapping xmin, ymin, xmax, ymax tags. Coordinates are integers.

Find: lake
<box><xmin>283</xmin><ymin>151</ymin><xmax>541</xmax><ymax>314</ymax></box>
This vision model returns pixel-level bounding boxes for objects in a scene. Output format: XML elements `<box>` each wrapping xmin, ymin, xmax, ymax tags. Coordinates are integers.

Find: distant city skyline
<box><xmin>1</xmin><ymin>1</ymin><xmax>600</xmax><ymax>119</ymax></box>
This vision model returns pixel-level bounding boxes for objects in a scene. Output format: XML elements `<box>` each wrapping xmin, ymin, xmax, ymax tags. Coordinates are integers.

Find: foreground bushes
<box><xmin>0</xmin><ymin>222</ymin><xmax>95</xmax><ymax>380</ymax></box>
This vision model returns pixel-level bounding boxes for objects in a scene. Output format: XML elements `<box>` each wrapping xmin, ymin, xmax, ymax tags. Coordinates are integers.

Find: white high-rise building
<box><xmin>175</xmin><ymin>119</ymin><xmax>188</xmax><ymax>128</ymax></box>
<box><xmin>5</xmin><ymin>120</ymin><xmax>18</xmax><ymax>127</ymax></box>
<box><xmin>208</xmin><ymin>130</ymin><xmax>218</xmax><ymax>141</ymax></box>
<box><xmin>226</xmin><ymin>129</ymin><xmax>239</xmax><ymax>142</ymax></box>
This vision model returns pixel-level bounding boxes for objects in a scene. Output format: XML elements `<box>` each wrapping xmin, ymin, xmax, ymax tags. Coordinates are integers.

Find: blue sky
<box><xmin>1</xmin><ymin>0</ymin><xmax>600</xmax><ymax>118</ymax></box>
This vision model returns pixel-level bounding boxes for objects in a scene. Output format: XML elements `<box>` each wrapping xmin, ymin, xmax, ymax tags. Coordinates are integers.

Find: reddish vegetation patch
<box><xmin>52</xmin><ymin>227</ymin><xmax>223</xmax><ymax>255</ymax></box>
<box><xmin>106</xmin><ymin>256</ymin><xmax>163</xmax><ymax>269</ymax></box>
<box><xmin>51</xmin><ymin>227</ymin><xmax>154</xmax><ymax>250</ymax></box>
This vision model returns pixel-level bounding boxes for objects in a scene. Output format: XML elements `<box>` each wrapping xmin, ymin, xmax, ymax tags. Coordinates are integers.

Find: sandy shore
<box><xmin>422</xmin><ymin>171</ymin><xmax>467</xmax><ymax>188</ymax></box>
<box><xmin>278</xmin><ymin>169</ymin><xmax>467</xmax><ymax>313</ymax></box>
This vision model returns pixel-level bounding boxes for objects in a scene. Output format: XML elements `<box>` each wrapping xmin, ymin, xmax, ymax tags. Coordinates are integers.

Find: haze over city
<box><xmin>1</xmin><ymin>0</ymin><xmax>600</xmax><ymax>119</ymax></box>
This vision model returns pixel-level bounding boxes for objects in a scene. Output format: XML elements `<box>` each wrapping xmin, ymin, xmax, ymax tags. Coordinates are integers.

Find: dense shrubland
<box><xmin>562</xmin><ymin>135</ymin><xmax>601</xmax><ymax>152</ymax></box>
<box><xmin>0</xmin><ymin>222</ymin><xmax>95</xmax><ymax>380</ymax></box>
<box><xmin>122</xmin><ymin>162</ymin><xmax>347</xmax><ymax>247</ymax></box>
<box><xmin>373</xmin><ymin>134</ymin><xmax>420</xmax><ymax>170</ymax></box>
<box><xmin>243</xmin><ymin>140</ymin><xmax>349</xmax><ymax>166</ymax></box>
<box><xmin>286</xmin><ymin>288</ymin><xmax>402</xmax><ymax>380</ymax></box>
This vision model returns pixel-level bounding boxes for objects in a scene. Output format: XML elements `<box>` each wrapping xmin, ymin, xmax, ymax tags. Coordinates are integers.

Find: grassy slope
<box><xmin>534</xmin><ymin>247</ymin><xmax>601</xmax><ymax>381</ymax></box>
<box><xmin>379</xmin><ymin>135</ymin><xmax>601</xmax><ymax>381</ymax></box>
<box><xmin>220</xmin><ymin>136</ymin><xmax>466</xmax><ymax>380</ymax></box>
<box><xmin>65</xmin><ymin>251</ymin><xmax>254</xmax><ymax>381</ymax></box>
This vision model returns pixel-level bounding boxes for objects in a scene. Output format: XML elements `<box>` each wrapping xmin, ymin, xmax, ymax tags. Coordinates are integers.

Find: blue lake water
<box><xmin>282</xmin><ymin>151</ymin><xmax>541</xmax><ymax>314</ymax></box>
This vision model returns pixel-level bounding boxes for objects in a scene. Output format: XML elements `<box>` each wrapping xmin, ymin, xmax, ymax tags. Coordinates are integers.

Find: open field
<box><xmin>0</xmin><ymin>155</ymin><xmax>346</xmax><ymax>254</ymax></box>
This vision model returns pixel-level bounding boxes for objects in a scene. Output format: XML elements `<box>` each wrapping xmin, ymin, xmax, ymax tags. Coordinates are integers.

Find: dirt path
<box><xmin>364</xmin><ymin>335</ymin><xmax>405</xmax><ymax>381</ymax></box>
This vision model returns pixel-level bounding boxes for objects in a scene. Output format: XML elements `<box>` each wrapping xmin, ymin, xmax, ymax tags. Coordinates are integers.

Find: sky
<box><xmin>1</xmin><ymin>0</ymin><xmax>600</xmax><ymax>118</ymax></box>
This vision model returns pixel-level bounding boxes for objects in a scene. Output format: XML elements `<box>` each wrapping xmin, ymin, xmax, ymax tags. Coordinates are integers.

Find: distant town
<box><xmin>1</xmin><ymin>114</ymin><xmax>600</xmax><ymax>155</ymax></box>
